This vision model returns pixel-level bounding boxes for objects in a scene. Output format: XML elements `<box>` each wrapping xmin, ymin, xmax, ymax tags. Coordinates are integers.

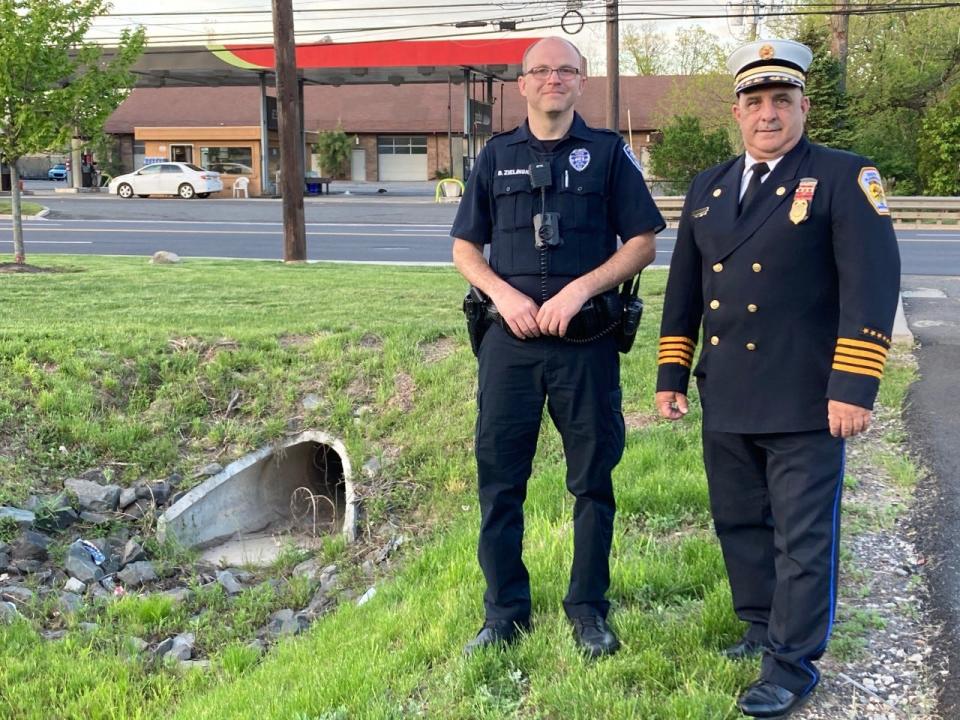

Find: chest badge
<box><xmin>789</xmin><ymin>178</ymin><xmax>818</xmax><ymax>224</ymax></box>
<box><xmin>692</xmin><ymin>206</ymin><xmax>710</xmax><ymax>218</ymax></box>
<box><xmin>569</xmin><ymin>148</ymin><xmax>590</xmax><ymax>172</ymax></box>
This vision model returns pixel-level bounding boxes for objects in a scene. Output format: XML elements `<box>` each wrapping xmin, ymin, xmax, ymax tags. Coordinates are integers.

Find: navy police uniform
<box><xmin>452</xmin><ymin>112</ymin><xmax>664</xmax><ymax>624</ymax></box>
<box><xmin>656</xmin><ymin>135</ymin><xmax>901</xmax><ymax>695</ymax></box>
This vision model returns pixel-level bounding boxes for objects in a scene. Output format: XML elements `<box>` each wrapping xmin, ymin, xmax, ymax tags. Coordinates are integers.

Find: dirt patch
<box><xmin>0</xmin><ymin>263</ymin><xmax>61</xmax><ymax>274</ymax></box>
<box><xmin>168</xmin><ymin>337</ymin><xmax>239</xmax><ymax>362</ymax></box>
<box><xmin>623</xmin><ymin>412</ymin><xmax>657</xmax><ymax>432</ymax></box>
<box><xmin>278</xmin><ymin>334</ymin><xmax>316</xmax><ymax>349</ymax></box>
<box><xmin>388</xmin><ymin>372</ymin><xmax>416</xmax><ymax>413</ymax></box>
<box><xmin>358</xmin><ymin>333</ymin><xmax>384</xmax><ymax>351</ymax></box>
<box><xmin>419</xmin><ymin>337</ymin><xmax>458</xmax><ymax>364</ymax></box>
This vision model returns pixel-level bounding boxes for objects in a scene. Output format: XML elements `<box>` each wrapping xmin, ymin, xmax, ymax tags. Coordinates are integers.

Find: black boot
<box><xmin>571</xmin><ymin>616</ymin><xmax>621</xmax><ymax>658</ymax></box>
<box><xmin>463</xmin><ymin>619</ymin><xmax>531</xmax><ymax>656</ymax></box>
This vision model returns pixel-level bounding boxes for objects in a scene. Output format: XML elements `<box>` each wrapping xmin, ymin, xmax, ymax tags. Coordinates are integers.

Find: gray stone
<box><xmin>216</xmin><ymin>570</ymin><xmax>244</xmax><ymax>595</ymax></box>
<box><xmin>122</xmin><ymin>500</ymin><xmax>151</xmax><ymax>520</ymax></box>
<box><xmin>154</xmin><ymin>637</ymin><xmax>174</xmax><ymax>657</ymax></box>
<box><xmin>292</xmin><ymin>557</ymin><xmax>323</xmax><ymax>582</ymax></box>
<box><xmin>357</xmin><ymin>587</ymin><xmax>377</xmax><ymax>606</ymax></box>
<box><xmin>58</xmin><ymin>592</ymin><xmax>83</xmax><ymax>614</ymax></box>
<box><xmin>10</xmin><ymin>530</ymin><xmax>52</xmax><ymax>561</ymax></box>
<box><xmin>150</xmin><ymin>251</ymin><xmax>181</xmax><ymax>265</ymax></box>
<box><xmin>0</xmin><ymin>553</ymin><xmax>8</xmax><ymax>573</ymax></box>
<box><xmin>1</xmin><ymin>585</ymin><xmax>36</xmax><ymax>604</ymax></box>
<box><xmin>78</xmin><ymin>622</ymin><xmax>98</xmax><ymax>632</ymax></box>
<box><xmin>163</xmin><ymin>632</ymin><xmax>195</xmax><ymax>661</ymax></box>
<box><xmin>65</xmin><ymin>541</ymin><xmax>105</xmax><ymax>583</ymax></box>
<box><xmin>162</xmin><ymin>587</ymin><xmax>192</xmax><ymax>604</ymax></box>
<box><xmin>246</xmin><ymin>638</ymin><xmax>266</xmax><ymax>655</ymax></box>
<box><xmin>195</xmin><ymin>462</ymin><xmax>223</xmax><ymax>478</ymax></box>
<box><xmin>137</xmin><ymin>481</ymin><xmax>171</xmax><ymax>506</ymax></box>
<box><xmin>303</xmin><ymin>588</ymin><xmax>333</xmax><ymax>617</ymax></box>
<box><xmin>119</xmin><ymin>488</ymin><xmax>138</xmax><ymax>509</ymax></box>
<box><xmin>10</xmin><ymin>559</ymin><xmax>42</xmax><ymax>574</ymax></box>
<box><xmin>362</xmin><ymin>457</ymin><xmax>382</xmax><ymax>479</ymax></box>
<box><xmin>121</xmin><ymin>539</ymin><xmax>147</xmax><ymax>566</ymax></box>
<box><xmin>64</xmin><ymin>477</ymin><xmax>121</xmax><ymax>512</ymax></box>
<box><xmin>223</xmin><ymin>567</ymin><xmax>254</xmax><ymax>583</ymax></box>
<box><xmin>0</xmin><ymin>507</ymin><xmax>36</xmax><ymax>528</ymax></box>
<box><xmin>41</xmin><ymin>629</ymin><xmax>68</xmax><ymax>641</ymax></box>
<box><xmin>64</xmin><ymin>577</ymin><xmax>87</xmax><ymax>594</ymax></box>
<box><xmin>78</xmin><ymin>511</ymin><xmax>111</xmax><ymax>525</ymax></box>
<box><xmin>266</xmin><ymin>608</ymin><xmax>308</xmax><ymax>638</ymax></box>
<box><xmin>302</xmin><ymin>393</ymin><xmax>322</xmax><ymax>411</ymax></box>
<box><xmin>117</xmin><ymin>561</ymin><xmax>157</xmax><ymax>588</ymax></box>
<box><xmin>0</xmin><ymin>601</ymin><xmax>18</xmax><ymax>623</ymax></box>
<box><xmin>79</xmin><ymin>468</ymin><xmax>110</xmax><ymax>484</ymax></box>
<box><xmin>0</xmin><ymin>540</ymin><xmax>8</xmax><ymax>554</ymax></box>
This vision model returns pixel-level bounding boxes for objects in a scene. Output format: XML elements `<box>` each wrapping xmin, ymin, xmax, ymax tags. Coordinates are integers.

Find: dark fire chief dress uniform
<box><xmin>452</xmin><ymin>112</ymin><xmax>664</xmax><ymax>624</ymax></box>
<box><xmin>656</xmin><ymin>135</ymin><xmax>901</xmax><ymax>696</ymax></box>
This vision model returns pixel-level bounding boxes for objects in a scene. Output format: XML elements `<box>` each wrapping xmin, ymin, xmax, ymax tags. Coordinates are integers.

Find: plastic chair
<box><xmin>435</xmin><ymin>177</ymin><xmax>465</xmax><ymax>203</ymax></box>
<box><xmin>232</xmin><ymin>176</ymin><xmax>250</xmax><ymax>198</ymax></box>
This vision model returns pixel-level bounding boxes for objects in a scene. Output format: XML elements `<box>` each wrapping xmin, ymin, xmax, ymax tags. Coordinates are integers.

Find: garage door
<box><xmin>377</xmin><ymin>136</ymin><xmax>427</xmax><ymax>181</ymax></box>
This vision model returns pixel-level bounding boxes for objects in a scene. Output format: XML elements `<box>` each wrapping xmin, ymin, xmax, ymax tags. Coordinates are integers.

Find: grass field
<box><xmin>0</xmin><ymin>200</ymin><xmax>43</xmax><ymax>216</ymax></box>
<box><xmin>0</xmin><ymin>256</ymin><xmax>916</xmax><ymax>719</ymax></box>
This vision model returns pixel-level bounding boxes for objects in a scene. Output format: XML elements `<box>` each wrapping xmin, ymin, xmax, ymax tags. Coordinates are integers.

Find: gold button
<box><xmin>713</xmin><ymin>262</ymin><xmax>723</xmax><ymax>272</ymax></box>
<box><xmin>776</xmin><ymin>186</ymin><xmax>786</xmax><ymax>196</ymax></box>
<box><xmin>710</xmin><ymin>336</ymin><xmax>719</xmax><ymax>346</ymax></box>
<box><xmin>752</xmin><ymin>263</ymin><xmax>762</xmax><ymax>272</ymax></box>
<box><xmin>746</xmin><ymin>342</ymin><xmax>756</xmax><ymax>351</ymax></box>
<box><xmin>709</xmin><ymin>299</ymin><xmax>720</xmax><ymax>310</ymax></box>
<box><xmin>747</xmin><ymin>303</ymin><xmax>758</xmax><ymax>312</ymax></box>
<box><xmin>712</xmin><ymin>188</ymin><xmax>722</xmax><ymax>197</ymax></box>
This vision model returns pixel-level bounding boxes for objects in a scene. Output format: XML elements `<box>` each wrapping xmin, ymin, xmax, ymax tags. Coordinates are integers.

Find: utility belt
<box><xmin>463</xmin><ymin>278</ymin><xmax>643</xmax><ymax>357</ymax></box>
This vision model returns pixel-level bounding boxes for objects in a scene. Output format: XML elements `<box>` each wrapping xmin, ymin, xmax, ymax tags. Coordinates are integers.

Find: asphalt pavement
<box><xmin>902</xmin><ymin>276</ymin><xmax>960</xmax><ymax>718</ymax></box>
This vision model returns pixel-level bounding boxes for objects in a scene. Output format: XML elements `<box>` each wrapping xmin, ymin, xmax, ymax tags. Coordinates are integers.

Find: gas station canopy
<box><xmin>130</xmin><ymin>38</ymin><xmax>535</xmax><ymax>87</ymax></box>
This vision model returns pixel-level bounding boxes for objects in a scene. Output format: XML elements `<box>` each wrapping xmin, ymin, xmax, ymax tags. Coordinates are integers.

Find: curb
<box><xmin>893</xmin><ymin>292</ymin><xmax>914</xmax><ymax>344</ymax></box>
<box><xmin>0</xmin><ymin>206</ymin><xmax>50</xmax><ymax>221</ymax></box>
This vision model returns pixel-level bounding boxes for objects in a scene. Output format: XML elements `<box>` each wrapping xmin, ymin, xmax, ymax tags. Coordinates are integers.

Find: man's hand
<box><xmin>656</xmin><ymin>391</ymin><xmax>689</xmax><ymax>421</ymax></box>
<box><xmin>536</xmin><ymin>282</ymin><xmax>590</xmax><ymax>336</ymax></box>
<box><xmin>491</xmin><ymin>286</ymin><xmax>541</xmax><ymax>339</ymax></box>
<box><xmin>828</xmin><ymin>400</ymin><xmax>872</xmax><ymax>438</ymax></box>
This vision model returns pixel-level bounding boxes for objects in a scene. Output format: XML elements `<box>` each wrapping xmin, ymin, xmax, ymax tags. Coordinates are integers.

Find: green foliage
<box><xmin>918</xmin><ymin>83</ymin><xmax>960</xmax><ymax>195</ymax></box>
<box><xmin>798</xmin><ymin>23</ymin><xmax>855</xmax><ymax>150</ymax></box>
<box><xmin>0</xmin><ymin>0</ymin><xmax>145</xmax><ymax>164</ymax></box>
<box><xmin>313</xmin><ymin>126</ymin><xmax>351</xmax><ymax>179</ymax></box>
<box><xmin>648</xmin><ymin>115</ymin><xmax>733</xmax><ymax>193</ymax></box>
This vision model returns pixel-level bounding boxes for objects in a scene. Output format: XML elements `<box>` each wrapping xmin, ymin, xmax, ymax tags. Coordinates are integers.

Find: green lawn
<box><xmin>0</xmin><ymin>200</ymin><xmax>43</xmax><ymax>215</ymax></box>
<box><xmin>0</xmin><ymin>256</ymin><xmax>915</xmax><ymax>719</ymax></box>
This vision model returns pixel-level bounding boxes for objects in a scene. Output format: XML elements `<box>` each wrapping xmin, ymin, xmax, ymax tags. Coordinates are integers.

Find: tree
<box><xmin>313</xmin><ymin>126</ymin><xmax>351</xmax><ymax>179</ymax></box>
<box><xmin>620</xmin><ymin>23</ymin><xmax>669</xmax><ymax>75</ymax></box>
<box><xmin>671</xmin><ymin>27</ymin><xmax>729</xmax><ymax>75</ymax></box>
<box><xmin>796</xmin><ymin>23</ymin><xmax>854</xmax><ymax>150</ymax></box>
<box><xmin>0</xmin><ymin>0</ymin><xmax>144</xmax><ymax>265</ymax></box>
<box><xmin>918</xmin><ymin>83</ymin><xmax>960</xmax><ymax>195</ymax></box>
<box><xmin>648</xmin><ymin>115</ymin><xmax>733</xmax><ymax>194</ymax></box>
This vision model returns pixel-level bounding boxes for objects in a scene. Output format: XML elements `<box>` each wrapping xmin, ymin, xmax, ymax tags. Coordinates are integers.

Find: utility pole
<box><xmin>271</xmin><ymin>0</ymin><xmax>306</xmax><ymax>262</ymax></box>
<box><xmin>830</xmin><ymin>0</ymin><xmax>849</xmax><ymax>94</ymax></box>
<box><xmin>605</xmin><ymin>0</ymin><xmax>619</xmax><ymax>131</ymax></box>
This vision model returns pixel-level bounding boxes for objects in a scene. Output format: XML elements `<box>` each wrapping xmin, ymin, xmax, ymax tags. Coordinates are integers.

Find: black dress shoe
<box><xmin>463</xmin><ymin>619</ymin><xmax>530</xmax><ymax>655</ymax></box>
<box><xmin>571</xmin><ymin>616</ymin><xmax>621</xmax><ymax>658</ymax></box>
<box><xmin>722</xmin><ymin>637</ymin><xmax>766</xmax><ymax>660</ymax></box>
<box><xmin>737</xmin><ymin>680</ymin><xmax>809</xmax><ymax>718</ymax></box>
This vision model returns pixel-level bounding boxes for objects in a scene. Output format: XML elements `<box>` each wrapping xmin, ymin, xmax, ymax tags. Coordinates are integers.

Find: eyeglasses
<box><xmin>524</xmin><ymin>65</ymin><xmax>581</xmax><ymax>81</ymax></box>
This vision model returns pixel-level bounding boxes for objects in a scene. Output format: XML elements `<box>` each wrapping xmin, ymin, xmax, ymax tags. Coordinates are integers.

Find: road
<box><xmin>3</xmin><ymin>193</ymin><xmax>960</xmax><ymax>274</ymax></box>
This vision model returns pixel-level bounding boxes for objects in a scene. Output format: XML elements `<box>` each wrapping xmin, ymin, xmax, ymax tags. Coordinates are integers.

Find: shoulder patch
<box><xmin>858</xmin><ymin>167</ymin><xmax>890</xmax><ymax>215</ymax></box>
<box><xmin>623</xmin><ymin>144</ymin><xmax>643</xmax><ymax>173</ymax></box>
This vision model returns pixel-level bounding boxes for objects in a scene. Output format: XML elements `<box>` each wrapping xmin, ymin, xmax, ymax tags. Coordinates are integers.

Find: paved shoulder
<box><xmin>902</xmin><ymin>274</ymin><xmax>960</xmax><ymax>717</ymax></box>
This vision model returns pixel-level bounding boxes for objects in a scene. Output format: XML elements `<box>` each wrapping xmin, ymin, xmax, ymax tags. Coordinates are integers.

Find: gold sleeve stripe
<box><xmin>837</xmin><ymin>338</ymin><xmax>888</xmax><ymax>356</ymax></box>
<box><xmin>832</xmin><ymin>362</ymin><xmax>883</xmax><ymax>379</ymax></box>
<box><xmin>834</xmin><ymin>347</ymin><xmax>887</xmax><ymax>364</ymax></box>
<box><xmin>658</xmin><ymin>346</ymin><xmax>694</xmax><ymax>358</ymax></box>
<box><xmin>833</xmin><ymin>353</ymin><xmax>885</xmax><ymax>372</ymax></box>
<box><xmin>658</xmin><ymin>350</ymin><xmax>693</xmax><ymax>360</ymax></box>
<box><xmin>659</xmin><ymin>336</ymin><xmax>696</xmax><ymax>348</ymax></box>
<box><xmin>659</xmin><ymin>341</ymin><xmax>694</xmax><ymax>351</ymax></box>
<box><xmin>658</xmin><ymin>357</ymin><xmax>692</xmax><ymax>368</ymax></box>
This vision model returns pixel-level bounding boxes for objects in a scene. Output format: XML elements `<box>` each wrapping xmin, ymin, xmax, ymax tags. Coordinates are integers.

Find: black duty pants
<box><xmin>475</xmin><ymin>324</ymin><xmax>625</xmax><ymax>623</ymax></box>
<box><xmin>702</xmin><ymin>428</ymin><xmax>845</xmax><ymax>696</ymax></box>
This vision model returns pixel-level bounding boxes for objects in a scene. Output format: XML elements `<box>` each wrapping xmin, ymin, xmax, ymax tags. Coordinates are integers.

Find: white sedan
<box><xmin>108</xmin><ymin>162</ymin><xmax>223</xmax><ymax>199</ymax></box>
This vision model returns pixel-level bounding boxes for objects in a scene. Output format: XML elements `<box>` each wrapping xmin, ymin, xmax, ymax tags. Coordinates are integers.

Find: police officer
<box><xmin>452</xmin><ymin>36</ymin><xmax>664</xmax><ymax>657</ymax></box>
<box><xmin>655</xmin><ymin>39</ymin><xmax>901</xmax><ymax>717</ymax></box>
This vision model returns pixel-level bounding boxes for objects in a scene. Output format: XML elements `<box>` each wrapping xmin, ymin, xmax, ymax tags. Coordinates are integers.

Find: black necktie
<box><xmin>739</xmin><ymin>162</ymin><xmax>770</xmax><ymax>215</ymax></box>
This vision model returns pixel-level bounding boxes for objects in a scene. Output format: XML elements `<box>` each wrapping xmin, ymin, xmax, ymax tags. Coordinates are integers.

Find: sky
<box><xmin>90</xmin><ymin>0</ymin><xmax>744</xmax><ymax>56</ymax></box>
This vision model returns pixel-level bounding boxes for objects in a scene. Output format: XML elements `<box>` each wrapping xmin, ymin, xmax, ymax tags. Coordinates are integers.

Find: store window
<box><xmin>200</xmin><ymin>146</ymin><xmax>255</xmax><ymax>176</ymax></box>
<box><xmin>377</xmin><ymin>136</ymin><xmax>427</xmax><ymax>155</ymax></box>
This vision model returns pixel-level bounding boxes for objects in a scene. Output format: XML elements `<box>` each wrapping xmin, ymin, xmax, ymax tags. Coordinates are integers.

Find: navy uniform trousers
<box><xmin>475</xmin><ymin>324</ymin><xmax>625</xmax><ymax>623</ymax></box>
<box><xmin>703</xmin><ymin>428</ymin><xmax>845</xmax><ymax>695</ymax></box>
